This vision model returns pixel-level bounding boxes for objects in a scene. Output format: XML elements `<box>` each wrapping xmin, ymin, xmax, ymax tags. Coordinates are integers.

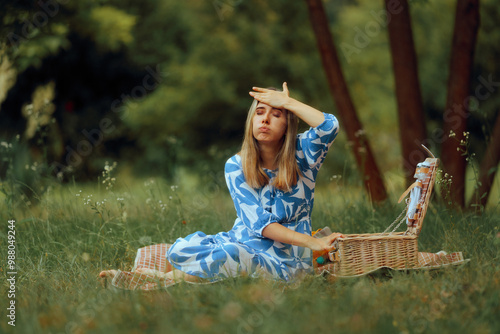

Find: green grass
<box><xmin>0</xmin><ymin>174</ymin><xmax>499</xmax><ymax>334</ymax></box>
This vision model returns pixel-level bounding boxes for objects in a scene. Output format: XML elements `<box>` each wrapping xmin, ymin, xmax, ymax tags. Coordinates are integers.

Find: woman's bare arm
<box><xmin>262</xmin><ymin>222</ymin><xmax>343</xmax><ymax>252</ymax></box>
<box><xmin>249</xmin><ymin>82</ymin><xmax>325</xmax><ymax>128</ymax></box>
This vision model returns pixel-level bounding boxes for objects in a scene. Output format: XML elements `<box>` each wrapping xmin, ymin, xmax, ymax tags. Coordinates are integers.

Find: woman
<box><xmin>100</xmin><ymin>83</ymin><xmax>343</xmax><ymax>289</ymax></box>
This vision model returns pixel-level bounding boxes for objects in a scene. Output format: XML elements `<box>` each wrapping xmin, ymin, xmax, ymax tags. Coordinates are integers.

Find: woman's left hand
<box><xmin>249</xmin><ymin>82</ymin><xmax>290</xmax><ymax>109</ymax></box>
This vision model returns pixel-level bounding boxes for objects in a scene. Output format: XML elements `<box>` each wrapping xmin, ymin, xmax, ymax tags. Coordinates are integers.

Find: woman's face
<box><xmin>252</xmin><ymin>102</ymin><xmax>287</xmax><ymax>145</ymax></box>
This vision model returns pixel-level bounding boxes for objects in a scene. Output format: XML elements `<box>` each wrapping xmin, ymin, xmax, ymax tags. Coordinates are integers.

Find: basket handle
<box><xmin>421</xmin><ymin>144</ymin><xmax>435</xmax><ymax>158</ymax></box>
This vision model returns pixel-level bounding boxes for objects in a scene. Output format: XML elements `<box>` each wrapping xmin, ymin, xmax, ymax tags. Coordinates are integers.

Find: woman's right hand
<box><xmin>309</xmin><ymin>232</ymin><xmax>344</xmax><ymax>252</ymax></box>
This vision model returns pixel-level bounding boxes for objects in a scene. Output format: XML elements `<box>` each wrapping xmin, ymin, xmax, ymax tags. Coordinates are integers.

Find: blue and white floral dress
<box><xmin>167</xmin><ymin>113</ymin><xmax>339</xmax><ymax>282</ymax></box>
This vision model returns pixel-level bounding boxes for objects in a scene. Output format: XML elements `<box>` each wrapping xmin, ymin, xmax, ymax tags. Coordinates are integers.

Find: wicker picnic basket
<box><xmin>324</xmin><ymin>156</ymin><xmax>440</xmax><ymax>277</ymax></box>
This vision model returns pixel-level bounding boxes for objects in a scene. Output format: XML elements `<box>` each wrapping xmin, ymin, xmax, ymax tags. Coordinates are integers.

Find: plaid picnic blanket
<box><xmin>315</xmin><ymin>251</ymin><xmax>468</xmax><ymax>277</ymax></box>
<box><xmin>106</xmin><ymin>244</ymin><xmax>468</xmax><ymax>289</ymax></box>
<box><xmin>417</xmin><ymin>251</ymin><xmax>466</xmax><ymax>267</ymax></box>
<box><xmin>109</xmin><ymin>244</ymin><xmax>175</xmax><ymax>291</ymax></box>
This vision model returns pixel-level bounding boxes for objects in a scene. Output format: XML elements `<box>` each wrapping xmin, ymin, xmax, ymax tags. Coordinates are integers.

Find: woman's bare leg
<box><xmin>165</xmin><ymin>269</ymin><xmax>205</xmax><ymax>283</ymax></box>
<box><xmin>135</xmin><ymin>267</ymin><xmax>203</xmax><ymax>283</ymax></box>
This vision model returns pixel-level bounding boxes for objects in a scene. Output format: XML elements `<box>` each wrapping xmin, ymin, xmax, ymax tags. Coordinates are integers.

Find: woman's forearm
<box><xmin>284</xmin><ymin>97</ymin><xmax>325</xmax><ymax>128</ymax></box>
<box><xmin>262</xmin><ymin>222</ymin><xmax>343</xmax><ymax>252</ymax></box>
<box><xmin>262</xmin><ymin>222</ymin><xmax>316</xmax><ymax>249</ymax></box>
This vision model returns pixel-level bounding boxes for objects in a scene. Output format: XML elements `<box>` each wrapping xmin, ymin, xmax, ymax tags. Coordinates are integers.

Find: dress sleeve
<box><xmin>225</xmin><ymin>156</ymin><xmax>281</xmax><ymax>238</ymax></box>
<box><xmin>296</xmin><ymin>113</ymin><xmax>339</xmax><ymax>172</ymax></box>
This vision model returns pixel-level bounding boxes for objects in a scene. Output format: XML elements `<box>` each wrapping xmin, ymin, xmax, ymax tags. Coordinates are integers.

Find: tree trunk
<box><xmin>385</xmin><ymin>0</ymin><xmax>428</xmax><ymax>186</ymax></box>
<box><xmin>441</xmin><ymin>0</ymin><xmax>480</xmax><ymax>208</ymax></box>
<box><xmin>305</xmin><ymin>0</ymin><xmax>388</xmax><ymax>203</ymax></box>
<box><xmin>468</xmin><ymin>112</ymin><xmax>500</xmax><ymax>211</ymax></box>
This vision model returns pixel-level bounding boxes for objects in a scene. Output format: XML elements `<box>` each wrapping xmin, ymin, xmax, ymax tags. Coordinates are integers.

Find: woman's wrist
<box><xmin>304</xmin><ymin>235</ymin><xmax>319</xmax><ymax>250</ymax></box>
<box><xmin>283</xmin><ymin>97</ymin><xmax>297</xmax><ymax>112</ymax></box>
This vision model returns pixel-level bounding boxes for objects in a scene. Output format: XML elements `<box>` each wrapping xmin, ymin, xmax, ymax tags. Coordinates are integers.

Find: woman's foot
<box><xmin>99</xmin><ymin>270</ymin><xmax>118</xmax><ymax>278</ymax></box>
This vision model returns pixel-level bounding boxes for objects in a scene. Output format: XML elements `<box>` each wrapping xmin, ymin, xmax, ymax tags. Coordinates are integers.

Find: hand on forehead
<box><xmin>256</xmin><ymin>102</ymin><xmax>286</xmax><ymax>113</ymax></box>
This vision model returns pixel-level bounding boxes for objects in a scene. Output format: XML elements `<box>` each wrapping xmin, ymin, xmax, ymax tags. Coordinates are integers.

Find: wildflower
<box><xmin>83</xmin><ymin>194</ymin><xmax>93</xmax><ymax>205</ymax></box>
<box><xmin>449</xmin><ymin>130</ymin><xmax>456</xmax><ymax>138</ymax></box>
<box><xmin>144</xmin><ymin>179</ymin><xmax>155</xmax><ymax>187</ymax></box>
<box><xmin>354</xmin><ymin>129</ymin><xmax>365</xmax><ymax>137</ymax></box>
<box><xmin>102</xmin><ymin>161</ymin><xmax>118</xmax><ymax>190</ymax></box>
<box><xmin>25</xmin><ymin>104</ymin><xmax>34</xmax><ymax>115</ymax></box>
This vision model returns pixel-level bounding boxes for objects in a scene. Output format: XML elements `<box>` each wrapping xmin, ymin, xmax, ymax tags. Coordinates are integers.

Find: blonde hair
<box><xmin>240</xmin><ymin>96</ymin><xmax>300</xmax><ymax>192</ymax></box>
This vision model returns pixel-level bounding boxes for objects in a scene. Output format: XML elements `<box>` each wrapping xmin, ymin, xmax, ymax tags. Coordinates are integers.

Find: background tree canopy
<box><xmin>1</xmin><ymin>0</ymin><xmax>499</xmax><ymax>205</ymax></box>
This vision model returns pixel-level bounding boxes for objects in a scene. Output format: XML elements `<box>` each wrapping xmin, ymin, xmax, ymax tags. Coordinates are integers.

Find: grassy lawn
<box><xmin>0</xmin><ymin>174</ymin><xmax>499</xmax><ymax>334</ymax></box>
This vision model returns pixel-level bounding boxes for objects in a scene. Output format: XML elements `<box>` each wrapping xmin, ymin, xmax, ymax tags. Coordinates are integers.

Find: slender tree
<box><xmin>441</xmin><ymin>0</ymin><xmax>480</xmax><ymax>208</ymax></box>
<box><xmin>385</xmin><ymin>0</ymin><xmax>427</xmax><ymax>186</ymax></box>
<box><xmin>304</xmin><ymin>0</ymin><xmax>388</xmax><ymax>203</ymax></box>
<box><xmin>468</xmin><ymin>112</ymin><xmax>500</xmax><ymax>211</ymax></box>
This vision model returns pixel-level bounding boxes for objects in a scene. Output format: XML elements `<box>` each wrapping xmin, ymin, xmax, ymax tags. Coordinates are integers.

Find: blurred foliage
<box><xmin>0</xmin><ymin>0</ymin><xmax>499</xmax><ymax>195</ymax></box>
<box><xmin>87</xmin><ymin>6</ymin><xmax>136</xmax><ymax>51</ymax></box>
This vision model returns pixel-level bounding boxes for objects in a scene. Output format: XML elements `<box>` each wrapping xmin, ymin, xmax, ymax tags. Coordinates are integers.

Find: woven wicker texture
<box><xmin>331</xmin><ymin>158</ymin><xmax>440</xmax><ymax>277</ymax></box>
